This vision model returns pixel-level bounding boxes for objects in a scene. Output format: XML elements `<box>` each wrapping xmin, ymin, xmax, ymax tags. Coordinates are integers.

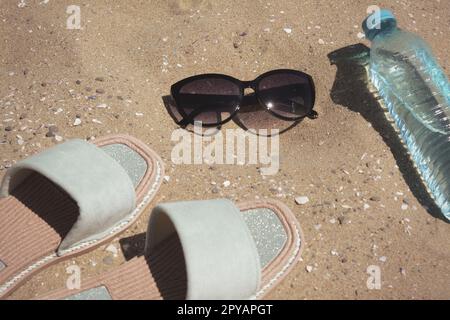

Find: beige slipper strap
<box><xmin>146</xmin><ymin>199</ymin><xmax>261</xmax><ymax>300</ymax></box>
<box><xmin>0</xmin><ymin>139</ymin><xmax>136</xmax><ymax>255</ymax></box>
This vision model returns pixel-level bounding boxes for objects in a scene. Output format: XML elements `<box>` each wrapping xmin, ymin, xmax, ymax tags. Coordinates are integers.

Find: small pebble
<box><xmin>95</xmin><ymin>77</ymin><xmax>105</xmax><ymax>82</ymax></box>
<box><xmin>306</xmin><ymin>265</ymin><xmax>313</xmax><ymax>273</ymax></box>
<box><xmin>102</xmin><ymin>256</ymin><xmax>113</xmax><ymax>265</ymax></box>
<box><xmin>105</xmin><ymin>244</ymin><xmax>118</xmax><ymax>257</ymax></box>
<box><xmin>73</xmin><ymin>118</ymin><xmax>82</xmax><ymax>126</ymax></box>
<box><xmin>295</xmin><ymin>196</ymin><xmax>309</xmax><ymax>205</ymax></box>
<box><xmin>45</xmin><ymin>126</ymin><xmax>58</xmax><ymax>137</ymax></box>
<box><xmin>223</xmin><ymin>180</ymin><xmax>231</xmax><ymax>188</ymax></box>
<box><xmin>96</xmin><ymin>88</ymin><xmax>105</xmax><ymax>94</ymax></box>
<box><xmin>211</xmin><ymin>186</ymin><xmax>220</xmax><ymax>194</ymax></box>
<box><xmin>338</xmin><ymin>216</ymin><xmax>348</xmax><ymax>225</ymax></box>
<box><xmin>54</xmin><ymin>135</ymin><xmax>63</xmax><ymax>142</ymax></box>
<box><xmin>269</xmin><ymin>186</ymin><xmax>278</xmax><ymax>194</ymax></box>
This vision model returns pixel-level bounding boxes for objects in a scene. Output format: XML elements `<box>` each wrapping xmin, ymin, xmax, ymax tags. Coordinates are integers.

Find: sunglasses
<box><xmin>170</xmin><ymin>69</ymin><xmax>317</xmax><ymax>128</ymax></box>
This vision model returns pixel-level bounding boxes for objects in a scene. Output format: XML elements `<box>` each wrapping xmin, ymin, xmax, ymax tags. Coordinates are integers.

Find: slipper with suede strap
<box><xmin>38</xmin><ymin>198</ymin><xmax>304</xmax><ymax>300</ymax></box>
<box><xmin>0</xmin><ymin>134</ymin><xmax>164</xmax><ymax>298</ymax></box>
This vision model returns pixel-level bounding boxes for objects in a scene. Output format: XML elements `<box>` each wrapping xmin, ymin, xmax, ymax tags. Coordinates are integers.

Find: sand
<box><xmin>1</xmin><ymin>0</ymin><xmax>449</xmax><ymax>300</ymax></box>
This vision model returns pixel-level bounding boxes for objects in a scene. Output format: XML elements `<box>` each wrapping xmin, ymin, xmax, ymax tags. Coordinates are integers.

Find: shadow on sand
<box><xmin>119</xmin><ymin>232</ymin><xmax>146</xmax><ymax>260</ymax></box>
<box><xmin>328</xmin><ymin>43</ymin><xmax>443</xmax><ymax>221</ymax></box>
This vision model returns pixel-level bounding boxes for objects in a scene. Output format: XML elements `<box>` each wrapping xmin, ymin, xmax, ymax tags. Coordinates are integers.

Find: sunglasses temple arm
<box><xmin>177</xmin><ymin>105</ymin><xmax>211</xmax><ymax>128</ymax></box>
<box><xmin>307</xmin><ymin>110</ymin><xmax>319</xmax><ymax>119</ymax></box>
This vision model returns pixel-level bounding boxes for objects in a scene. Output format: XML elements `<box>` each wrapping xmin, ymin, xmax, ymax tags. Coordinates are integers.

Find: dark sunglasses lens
<box><xmin>177</xmin><ymin>78</ymin><xmax>241</xmax><ymax>126</ymax></box>
<box><xmin>236</xmin><ymin>102</ymin><xmax>299</xmax><ymax>135</ymax></box>
<box><xmin>257</xmin><ymin>73</ymin><xmax>314</xmax><ymax>119</ymax></box>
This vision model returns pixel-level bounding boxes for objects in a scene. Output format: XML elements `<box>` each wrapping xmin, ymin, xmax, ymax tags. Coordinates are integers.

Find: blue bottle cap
<box><xmin>362</xmin><ymin>9</ymin><xmax>397</xmax><ymax>41</ymax></box>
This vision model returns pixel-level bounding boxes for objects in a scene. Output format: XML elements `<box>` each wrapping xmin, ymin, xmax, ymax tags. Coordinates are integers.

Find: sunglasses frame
<box><xmin>170</xmin><ymin>69</ymin><xmax>317</xmax><ymax>128</ymax></box>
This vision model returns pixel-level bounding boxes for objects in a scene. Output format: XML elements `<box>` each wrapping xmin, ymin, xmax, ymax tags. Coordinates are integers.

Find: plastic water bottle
<box><xmin>363</xmin><ymin>9</ymin><xmax>450</xmax><ymax>220</ymax></box>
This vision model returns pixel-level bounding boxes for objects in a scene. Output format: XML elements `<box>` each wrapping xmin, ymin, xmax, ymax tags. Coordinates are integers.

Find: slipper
<box><xmin>0</xmin><ymin>134</ymin><xmax>164</xmax><ymax>299</ymax></box>
<box><xmin>38</xmin><ymin>198</ymin><xmax>304</xmax><ymax>300</ymax></box>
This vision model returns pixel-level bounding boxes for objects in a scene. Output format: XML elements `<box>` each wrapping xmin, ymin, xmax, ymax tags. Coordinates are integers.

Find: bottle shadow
<box><xmin>328</xmin><ymin>43</ymin><xmax>443</xmax><ymax>221</ymax></box>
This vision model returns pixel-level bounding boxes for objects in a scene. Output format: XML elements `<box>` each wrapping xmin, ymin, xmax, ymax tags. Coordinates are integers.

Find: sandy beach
<box><xmin>1</xmin><ymin>0</ymin><xmax>449</xmax><ymax>299</ymax></box>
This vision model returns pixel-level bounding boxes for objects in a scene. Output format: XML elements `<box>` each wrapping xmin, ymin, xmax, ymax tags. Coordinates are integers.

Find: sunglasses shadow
<box><xmin>162</xmin><ymin>95</ymin><xmax>301</xmax><ymax>138</ymax></box>
<box><xmin>328</xmin><ymin>43</ymin><xmax>444</xmax><ymax>222</ymax></box>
